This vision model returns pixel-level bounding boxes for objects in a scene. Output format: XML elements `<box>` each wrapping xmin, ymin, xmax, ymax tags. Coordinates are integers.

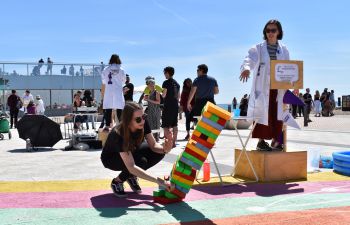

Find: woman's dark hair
<box><xmin>263</xmin><ymin>19</ymin><xmax>283</xmax><ymax>40</ymax></box>
<box><xmin>83</xmin><ymin>89</ymin><xmax>91</xmax><ymax>97</ymax></box>
<box><xmin>109</xmin><ymin>54</ymin><xmax>122</xmax><ymax>65</ymax></box>
<box><xmin>182</xmin><ymin>78</ymin><xmax>192</xmax><ymax>92</ymax></box>
<box><xmin>27</xmin><ymin>100</ymin><xmax>34</xmax><ymax>107</ymax></box>
<box><xmin>163</xmin><ymin>66</ymin><xmax>175</xmax><ymax>77</ymax></box>
<box><xmin>197</xmin><ymin>64</ymin><xmax>208</xmax><ymax>74</ymax></box>
<box><xmin>116</xmin><ymin>102</ymin><xmax>144</xmax><ymax>153</ymax></box>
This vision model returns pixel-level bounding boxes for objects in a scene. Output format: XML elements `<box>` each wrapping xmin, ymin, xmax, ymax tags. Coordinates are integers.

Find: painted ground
<box><xmin>1</xmin><ymin>172</ymin><xmax>350</xmax><ymax>225</ymax></box>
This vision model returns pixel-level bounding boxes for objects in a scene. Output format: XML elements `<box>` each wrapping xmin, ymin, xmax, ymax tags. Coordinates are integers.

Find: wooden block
<box><xmin>209</xmin><ymin>114</ymin><xmax>220</xmax><ymax>123</ymax></box>
<box><xmin>197</xmin><ymin>121</ymin><xmax>221</xmax><ymax>136</ymax></box>
<box><xmin>201</xmin><ymin>117</ymin><xmax>224</xmax><ymax>131</ymax></box>
<box><xmin>195</xmin><ymin>125</ymin><xmax>218</xmax><ymax>139</ymax></box>
<box><xmin>175</xmin><ymin>184</ymin><xmax>190</xmax><ymax>193</ymax></box>
<box><xmin>191</xmin><ymin>140</ymin><xmax>210</xmax><ymax>154</ymax></box>
<box><xmin>171</xmin><ymin>188</ymin><xmax>186</xmax><ymax>199</ymax></box>
<box><xmin>207</xmin><ymin>137</ymin><xmax>216</xmax><ymax>145</ymax></box>
<box><xmin>184</xmin><ymin>148</ymin><xmax>207</xmax><ymax>162</ymax></box>
<box><xmin>182</xmin><ymin>152</ymin><xmax>204</xmax><ymax>166</ymax></box>
<box><xmin>153</xmin><ymin>196</ymin><xmax>182</xmax><ymax>204</ymax></box>
<box><xmin>165</xmin><ymin>191</ymin><xmax>179</xmax><ymax>199</ymax></box>
<box><xmin>175</xmin><ymin>160</ymin><xmax>192</xmax><ymax>175</ymax></box>
<box><xmin>171</xmin><ymin>174</ymin><xmax>195</xmax><ymax>186</ymax></box>
<box><xmin>173</xmin><ymin>169</ymin><xmax>196</xmax><ymax>182</ymax></box>
<box><xmin>153</xmin><ymin>190</ymin><xmax>166</xmax><ymax>197</ymax></box>
<box><xmin>204</xmin><ymin>102</ymin><xmax>232</xmax><ymax>120</ymax></box>
<box><xmin>179</xmin><ymin>156</ymin><xmax>202</xmax><ymax>171</ymax></box>
<box><xmin>170</xmin><ymin>176</ymin><xmax>192</xmax><ymax>189</ymax></box>
<box><xmin>217</xmin><ymin>118</ymin><xmax>227</xmax><ymax>127</ymax></box>
<box><xmin>98</xmin><ymin>129</ymin><xmax>109</xmax><ymax>147</ymax></box>
<box><xmin>191</xmin><ymin>135</ymin><xmax>214</xmax><ymax>149</ymax></box>
<box><xmin>186</xmin><ymin>143</ymin><xmax>208</xmax><ymax>158</ymax></box>
<box><xmin>234</xmin><ymin>149</ymin><xmax>307</xmax><ymax>182</ymax></box>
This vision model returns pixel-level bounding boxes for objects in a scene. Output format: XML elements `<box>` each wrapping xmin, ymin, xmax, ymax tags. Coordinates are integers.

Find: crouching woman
<box><xmin>101</xmin><ymin>102</ymin><xmax>173</xmax><ymax>197</ymax></box>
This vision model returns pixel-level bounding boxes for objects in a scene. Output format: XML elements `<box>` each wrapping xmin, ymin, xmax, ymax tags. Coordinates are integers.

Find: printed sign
<box><xmin>270</xmin><ymin>60</ymin><xmax>303</xmax><ymax>89</ymax></box>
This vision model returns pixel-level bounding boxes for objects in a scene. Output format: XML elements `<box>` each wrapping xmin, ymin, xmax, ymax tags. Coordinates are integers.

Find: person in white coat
<box><xmin>240</xmin><ymin>19</ymin><xmax>290</xmax><ymax>151</ymax></box>
<box><xmin>101</xmin><ymin>54</ymin><xmax>126</xmax><ymax>131</ymax></box>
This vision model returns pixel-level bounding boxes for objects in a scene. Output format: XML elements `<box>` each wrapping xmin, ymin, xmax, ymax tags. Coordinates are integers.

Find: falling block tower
<box><xmin>153</xmin><ymin>102</ymin><xmax>231</xmax><ymax>204</ymax></box>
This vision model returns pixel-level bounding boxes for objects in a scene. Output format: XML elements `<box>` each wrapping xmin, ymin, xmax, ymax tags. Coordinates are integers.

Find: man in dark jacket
<box><xmin>7</xmin><ymin>90</ymin><xmax>21</xmax><ymax>128</ymax></box>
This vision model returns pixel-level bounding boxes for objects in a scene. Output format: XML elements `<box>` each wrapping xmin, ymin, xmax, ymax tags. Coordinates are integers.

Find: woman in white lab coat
<box><xmin>240</xmin><ymin>19</ymin><xmax>290</xmax><ymax>151</ymax></box>
<box><xmin>101</xmin><ymin>54</ymin><xmax>126</xmax><ymax>131</ymax></box>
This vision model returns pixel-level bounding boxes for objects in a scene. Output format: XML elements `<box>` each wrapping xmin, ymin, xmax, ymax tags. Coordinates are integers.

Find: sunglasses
<box><xmin>266</xmin><ymin>28</ymin><xmax>277</xmax><ymax>34</ymax></box>
<box><xmin>108</xmin><ymin>72</ymin><xmax>112</xmax><ymax>84</ymax></box>
<box><xmin>135</xmin><ymin>114</ymin><xmax>147</xmax><ymax>123</ymax></box>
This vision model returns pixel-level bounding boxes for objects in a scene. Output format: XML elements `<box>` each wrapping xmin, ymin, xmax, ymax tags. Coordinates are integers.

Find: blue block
<box><xmin>180</xmin><ymin>157</ymin><xmax>202</xmax><ymax>170</ymax></box>
<box><xmin>175</xmin><ymin>184</ymin><xmax>190</xmax><ymax>194</ymax></box>
<box><xmin>201</xmin><ymin>117</ymin><xmax>224</xmax><ymax>131</ymax></box>
<box><xmin>194</xmin><ymin>142</ymin><xmax>211</xmax><ymax>154</ymax></box>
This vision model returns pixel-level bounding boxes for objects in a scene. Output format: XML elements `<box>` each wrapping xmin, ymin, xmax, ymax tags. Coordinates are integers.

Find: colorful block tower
<box><xmin>153</xmin><ymin>102</ymin><xmax>231</xmax><ymax>204</ymax></box>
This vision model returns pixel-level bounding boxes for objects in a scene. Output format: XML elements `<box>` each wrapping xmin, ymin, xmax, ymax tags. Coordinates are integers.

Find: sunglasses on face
<box><xmin>135</xmin><ymin>114</ymin><xmax>147</xmax><ymax>123</ymax></box>
<box><xmin>266</xmin><ymin>28</ymin><xmax>277</xmax><ymax>34</ymax></box>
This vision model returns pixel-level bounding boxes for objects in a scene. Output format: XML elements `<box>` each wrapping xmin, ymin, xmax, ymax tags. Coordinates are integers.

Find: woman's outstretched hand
<box><xmin>240</xmin><ymin>70</ymin><xmax>250</xmax><ymax>83</ymax></box>
<box><xmin>157</xmin><ymin>177</ymin><xmax>175</xmax><ymax>192</ymax></box>
<box><xmin>163</xmin><ymin>132</ymin><xmax>173</xmax><ymax>153</ymax></box>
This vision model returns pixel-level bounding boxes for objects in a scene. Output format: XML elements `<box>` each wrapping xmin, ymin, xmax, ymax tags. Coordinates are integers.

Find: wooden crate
<box><xmin>234</xmin><ymin>149</ymin><xmax>307</xmax><ymax>182</ymax></box>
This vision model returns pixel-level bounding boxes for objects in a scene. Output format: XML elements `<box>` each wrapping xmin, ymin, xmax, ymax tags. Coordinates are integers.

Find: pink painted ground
<box><xmin>1</xmin><ymin>180</ymin><xmax>350</xmax><ymax>208</ymax></box>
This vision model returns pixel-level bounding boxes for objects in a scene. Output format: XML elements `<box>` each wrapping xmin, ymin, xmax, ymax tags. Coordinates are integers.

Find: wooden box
<box><xmin>234</xmin><ymin>149</ymin><xmax>307</xmax><ymax>182</ymax></box>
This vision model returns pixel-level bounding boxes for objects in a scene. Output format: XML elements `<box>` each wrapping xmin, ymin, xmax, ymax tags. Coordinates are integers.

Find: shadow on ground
<box><xmin>91</xmin><ymin>193</ymin><xmax>216</xmax><ymax>224</ymax></box>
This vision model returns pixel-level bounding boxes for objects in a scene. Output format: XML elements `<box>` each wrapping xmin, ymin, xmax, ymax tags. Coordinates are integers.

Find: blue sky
<box><xmin>1</xmin><ymin>0</ymin><xmax>349</xmax><ymax>103</ymax></box>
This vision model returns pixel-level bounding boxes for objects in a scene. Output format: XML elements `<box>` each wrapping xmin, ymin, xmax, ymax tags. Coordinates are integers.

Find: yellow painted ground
<box><xmin>0</xmin><ymin>171</ymin><xmax>349</xmax><ymax>193</ymax></box>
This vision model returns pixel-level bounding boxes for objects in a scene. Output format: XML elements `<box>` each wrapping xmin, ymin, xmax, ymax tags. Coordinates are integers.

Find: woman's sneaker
<box><xmin>127</xmin><ymin>176</ymin><xmax>142</xmax><ymax>194</ymax></box>
<box><xmin>256</xmin><ymin>140</ymin><xmax>272</xmax><ymax>151</ymax></box>
<box><xmin>111</xmin><ymin>179</ymin><xmax>127</xmax><ymax>198</ymax></box>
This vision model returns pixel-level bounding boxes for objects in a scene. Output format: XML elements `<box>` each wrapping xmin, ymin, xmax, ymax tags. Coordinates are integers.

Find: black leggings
<box><xmin>105</xmin><ymin>109</ymin><xmax>123</xmax><ymax>127</ymax></box>
<box><xmin>101</xmin><ymin>143</ymin><xmax>165</xmax><ymax>182</ymax></box>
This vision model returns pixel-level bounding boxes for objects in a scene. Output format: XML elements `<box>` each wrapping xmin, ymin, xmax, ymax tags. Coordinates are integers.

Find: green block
<box><xmin>153</xmin><ymin>190</ymin><xmax>165</xmax><ymax>197</ymax></box>
<box><xmin>195</xmin><ymin>125</ymin><xmax>218</xmax><ymax>140</ymax></box>
<box><xmin>170</xmin><ymin>178</ymin><xmax>191</xmax><ymax>190</ymax></box>
<box><xmin>209</xmin><ymin>114</ymin><xmax>219</xmax><ymax>122</ymax></box>
<box><xmin>164</xmin><ymin>191</ymin><xmax>179</xmax><ymax>199</ymax></box>
<box><xmin>175</xmin><ymin>160</ymin><xmax>192</xmax><ymax>175</ymax></box>
<box><xmin>182</xmin><ymin>152</ymin><xmax>204</xmax><ymax>167</ymax></box>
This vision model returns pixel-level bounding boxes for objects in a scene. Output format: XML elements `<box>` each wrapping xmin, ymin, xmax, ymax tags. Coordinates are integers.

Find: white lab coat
<box><xmin>241</xmin><ymin>41</ymin><xmax>290</xmax><ymax>126</ymax></box>
<box><xmin>101</xmin><ymin>64</ymin><xmax>126</xmax><ymax>110</ymax></box>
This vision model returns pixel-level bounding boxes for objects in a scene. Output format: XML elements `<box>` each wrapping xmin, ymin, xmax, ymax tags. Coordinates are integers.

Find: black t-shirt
<box><xmin>82</xmin><ymin>96</ymin><xmax>93</xmax><ymax>107</ymax></box>
<box><xmin>124</xmin><ymin>82</ymin><xmax>134</xmax><ymax>101</ymax></box>
<box><xmin>303</xmin><ymin>93</ymin><xmax>312</xmax><ymax>105</ymax></box>
<box><xmin>192</xmin><ymin>75</ymin><xmax>218</xmax><ymax>99</ymax></box>
<box><xmin>162</xmin><ymin>78</ymin><xmax>180</xmax><ymax>106</ymax></box>
<box><xmin>102</xmin><ymin>120</ymin><xmax>151</xmax><ymax>154</ymax></box>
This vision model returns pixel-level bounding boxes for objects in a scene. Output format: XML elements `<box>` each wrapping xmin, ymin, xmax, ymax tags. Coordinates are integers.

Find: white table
<box><xmin>230</xmin><ymin>116</ymin><xmax>260</xmax><ymax>183</ymax></box>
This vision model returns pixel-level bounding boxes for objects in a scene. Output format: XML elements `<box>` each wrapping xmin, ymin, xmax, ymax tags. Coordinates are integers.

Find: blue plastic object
<box><xmin>333</xmin><ymin>151</ymin><xmax>350</xmax><ymax>176</ymax></box>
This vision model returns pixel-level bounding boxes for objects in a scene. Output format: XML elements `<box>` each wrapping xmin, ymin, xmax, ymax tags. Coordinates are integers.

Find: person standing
<box><xmin>187</xmin><ymin>64</ymin><xmax>219</xmax><ymax>117</ymax></box>
<box><xmin>239</xmin><ymin>94</ymin><xmax>249</xmax><ymax>116</ymax></box>
<box><xmin>330</xmin><ymin>90</ymin><xmax>335</xmax><ymax>116</ymax></box>
<box><xmin>144</xmin><ymin>78</ymin><xmax>161</xmax><ymax>142</ymax></box>
<box><xmin>232</xmin><ymin>97</ymin><xmax>237</xmax><ymax>110</ymax></box>
<box><xmin>101</xmin><ymin>102</ymin><xmax>173</xmax><ymax>197</ymax></box>
<box><xmin>69</xmin><ymin>65</ymin><xmax>74</xmax><ymax>76</ymax></box>
<box><xmin>240</xmin><ymin>19</ymin><xmax>290</xmax><ymax>151</ymax></box>
<box><xmin>7</xmin><ymin>90</ymin><xmax>21</xmax><ymax>128</ymax></box>
<box><xmin>180</xmin><ymin>78</ymin><xmax>194</xmax><ymax>140</ymax></box>
<box><xmin>303</xmin><ymin>88</ymin><xmax>313</xmax><ymax>127</ymax></box>
<box><xmin>46</xmin><ymin>57</ymin><xmax>53</xmax><ymax>75</ymax></box>
<box><xmin>35</xmin><ymin>95</ymin><xmax>45</xmax><ymax>115</ymax></box>
<box><xmin>123</xmin><ymin>74</ymin><xmax>134</xmax><ymax>102</ymax></box>
<box><xmin>21</xmin><ymin>90</ymin><xmax>34</xmax><ymax>114</ymax></box>
<box><xmin>162</xmin><ymin>66</ymin><xmax>180</xmax><ymax>148</ymax></box>
<box><xmin>298</xmin><ymin>93</ymin><xmax>304</xmax><ymax>117</ymax></box>
<box><xmin>314</xmin><ymin>90</ymin><xmax>321</xmax><ymax>117</ymax></box>
<box><xmin>101</xmin><ymin>54</ymin><xmax>126</xmax><ymax>131</ymax></box>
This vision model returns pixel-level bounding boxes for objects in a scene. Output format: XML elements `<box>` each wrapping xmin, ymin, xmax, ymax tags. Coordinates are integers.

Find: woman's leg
<box><xmin>133</xmin><ymin>143</ymin><xmax>165</xmax><ymax>170</ymax></box>
<box><xmin>104</xmin><ymin>109</ymin><xmax>112</xmax><ymax>128</ymax></box>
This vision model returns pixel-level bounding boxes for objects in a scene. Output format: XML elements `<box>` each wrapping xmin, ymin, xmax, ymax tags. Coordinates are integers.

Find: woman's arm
<box><xmin>145</xmin><ymin>132</ymin><xmax>173</xmax><ymax>154</ymax></box>
<box><xmin>119</xmin><ymin>151</ymin><xmax>171</xmax><ymax>190</ymax></box>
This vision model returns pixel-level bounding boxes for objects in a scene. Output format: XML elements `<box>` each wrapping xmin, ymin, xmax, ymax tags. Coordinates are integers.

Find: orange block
<box><xmin>204</xmin><ymin>102</ymin><xmax>232</xmax><ymax>120</ymax></box>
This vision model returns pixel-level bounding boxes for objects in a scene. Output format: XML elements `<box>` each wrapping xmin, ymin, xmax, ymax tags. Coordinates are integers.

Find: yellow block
<box><xmin>197</xmin><ymin>120</ymin><xmax>220</xmax><ymax>136</ymax></box>
<box><xmin>193</xmin><ymin>130</ymin><xmax>202</xmax><ymax>138</ymax></box>
<box><xmin>172</xmin><ymin>174</ymin><xmax>195</xmax><ymax>186</ymax></box>
<box><xmin>186</xmin><ymin>141</ymin><xmax>208</xmax><ymax>158</ymax></box>
<box><xmin>207</xmin><ymin>137</ymin><xmax>216</xmax><ymax>144</ymax></box>
<box><xmin>204</xmin><ymin>102</ymin><xmax>231</xmax><ymax>120</ymax></box>
<box><xmin>202</xmin><ymin>111</ymin><xmax>212</xmax><ymax>119</ymax></box>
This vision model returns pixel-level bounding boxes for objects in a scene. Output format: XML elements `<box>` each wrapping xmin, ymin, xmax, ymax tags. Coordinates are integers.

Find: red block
<box><xmin>171</xmin><ymin>188</ymin><xmax>186</xmax><ymax>199</ymax></box>
<box><xmin>153</xmin><ymin>196</ymin><xmax>183</xmax><ymax>205</ymax></box>
<box><xmin>192</xmin><ymin>135</ymin><xmax>214</xmax><ymax>149</ymax></box>
<box><xmin>184</xmin><ymin>147</ymin><xmax>206</xmax><ymax>162</ymax></box>
<box><xmin>173</xmin><ymin>169</ymin><xmax>196</xmax><ymax>182</ymax></box>
<box><xmin>217</xmin><ymin>118</ymin><xmax>226</xmax><ymax>127</ymax></box>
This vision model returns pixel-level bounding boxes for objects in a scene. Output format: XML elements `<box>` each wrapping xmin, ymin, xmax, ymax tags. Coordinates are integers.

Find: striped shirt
<box><xmin>267</xmin><ymin>43</ymin><xmax>278</xmax><ymax>60</ymax></box>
